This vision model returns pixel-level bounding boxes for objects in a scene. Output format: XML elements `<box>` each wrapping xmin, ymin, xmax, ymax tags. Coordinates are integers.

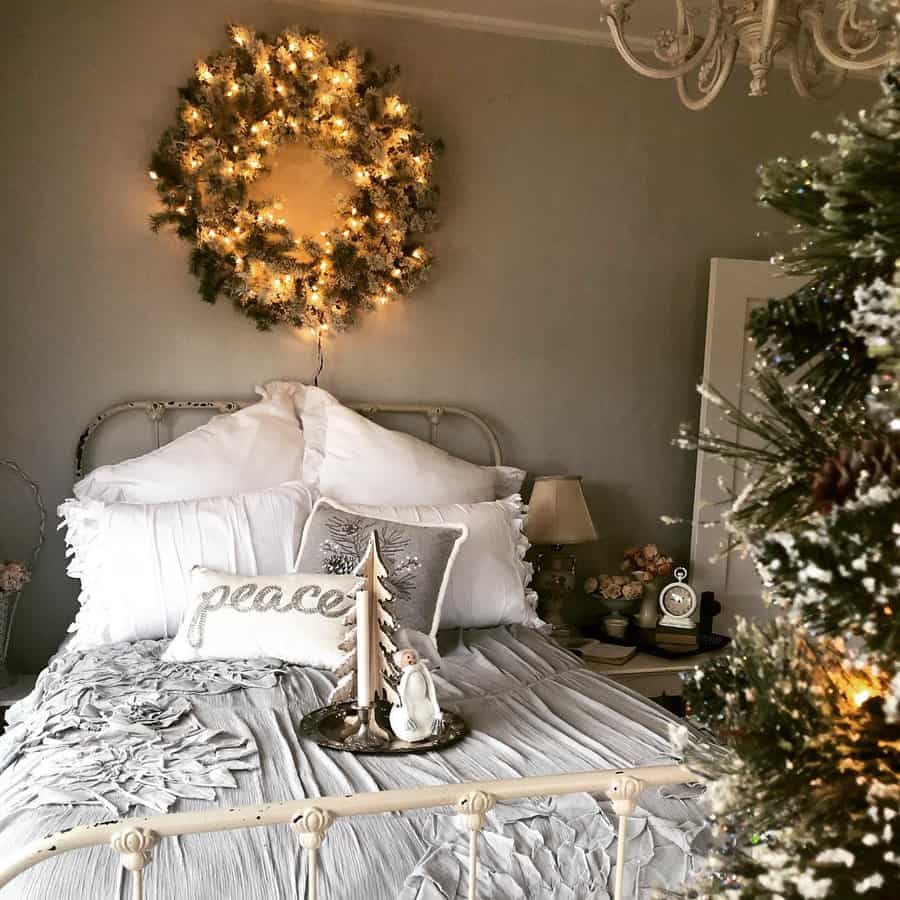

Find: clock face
<box><xmin>660</xmin><ymin>585</ymin><xmax>696</xmax><ymax>618</ymax></box>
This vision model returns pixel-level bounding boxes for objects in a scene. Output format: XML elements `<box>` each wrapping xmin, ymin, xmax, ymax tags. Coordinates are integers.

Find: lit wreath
<box><xmin>148</xmin><ymin>24</ymin><xmax>441</xmax><ymax>333</ymax></box>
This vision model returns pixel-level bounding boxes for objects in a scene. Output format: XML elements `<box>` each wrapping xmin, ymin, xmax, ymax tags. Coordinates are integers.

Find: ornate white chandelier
<box><xmin>600</xmin><ymin>1</ymin><xmax>898</xmax><ymax>109</ymax></box>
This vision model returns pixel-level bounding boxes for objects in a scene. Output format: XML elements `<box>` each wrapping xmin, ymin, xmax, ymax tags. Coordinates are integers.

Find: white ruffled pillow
<box><xmin>60</xmin><ymin>481</ymin><xmax>315</xmax><ymax>649</ymax></box>
<box><xmin>266</xmin><ymin>381</ymin><xmax>525</xmax><ymax>506</ymax></box>
<box><xmin>342</xmin><ymin>495</ymin><xmax>541</xmax><ymax>630</ymax></box>
<box><xmin>164</xmin><ymin>568</ymin><xmax>364</xmax><ymax>668</ymax></box>
<box><xmin>74</xmin><ymin>385</ymin><xmax>304</xmax><ymax>503</ymax></box>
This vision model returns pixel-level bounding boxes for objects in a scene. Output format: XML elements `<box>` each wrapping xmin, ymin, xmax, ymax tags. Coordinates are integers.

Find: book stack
<box><xmin>654</xmin><ymin>625</ymin><xmax>699</xmax><ymax>653</ymax></box>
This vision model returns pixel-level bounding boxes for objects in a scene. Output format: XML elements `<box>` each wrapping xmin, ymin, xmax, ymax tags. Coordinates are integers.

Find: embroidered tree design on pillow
<box><xmin>319</xmin><ymin>512</ymin><xmax>422</xmax><ymax>605</ymax></box>
<box><xmin>297</xmin><ymin>500</ymin><xmax>466</xmax><ymax>637</ymax></box>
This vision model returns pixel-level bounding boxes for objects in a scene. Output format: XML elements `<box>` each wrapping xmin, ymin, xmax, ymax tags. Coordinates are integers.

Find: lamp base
<box><xmin>535</xmin><ymin>547</ymin><xmax>577</xmax><ymax>640</ymax></box>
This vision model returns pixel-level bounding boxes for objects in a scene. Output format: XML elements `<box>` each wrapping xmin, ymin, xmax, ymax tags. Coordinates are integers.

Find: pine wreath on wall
<box><xmin>148</xmin><ymin>24</ymin><xmax>442</xmax><ymax>333</ymax></box>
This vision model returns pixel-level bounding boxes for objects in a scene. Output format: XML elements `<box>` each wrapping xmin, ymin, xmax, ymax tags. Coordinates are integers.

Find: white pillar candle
<box><xmin>355</xmin><ymin>590</ymin><xmax>372</xmax><ymax>709</ymax></box>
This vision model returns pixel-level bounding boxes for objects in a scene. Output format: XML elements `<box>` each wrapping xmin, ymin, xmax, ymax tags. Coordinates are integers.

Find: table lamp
<box><xmin>526</xmin><ymin>475</ymin><xmax>597</xmax><ymax>639</ymax></box>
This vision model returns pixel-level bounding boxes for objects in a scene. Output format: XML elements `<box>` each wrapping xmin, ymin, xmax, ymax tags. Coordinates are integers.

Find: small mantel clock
<box><xmin>657</xmin><ymin>567</ymin><xmax>699</xmax><ymax>630</ymax></box>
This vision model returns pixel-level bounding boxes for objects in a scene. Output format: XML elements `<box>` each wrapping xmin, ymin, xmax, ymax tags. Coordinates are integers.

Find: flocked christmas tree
<box><xmin>674</xmin><ymin>65</ymin><xmax>900</xmax><ymax>900</ymax></box>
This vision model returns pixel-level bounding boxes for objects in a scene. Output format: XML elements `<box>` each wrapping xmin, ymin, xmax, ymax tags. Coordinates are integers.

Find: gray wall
<box><xmin>1</xmin><ymin>0</ymin><xmax>874</xmax><ymax>670</ymax></box>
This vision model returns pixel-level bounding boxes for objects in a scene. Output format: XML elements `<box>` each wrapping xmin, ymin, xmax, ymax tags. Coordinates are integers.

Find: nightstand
<box><xmin>0</xmin><ymin>674</ymin><xmax>37</xmax><ymax>733</ymax></box>
<box><xmin>584</xmin><ymin>650</ymin><xmax>723</xmax><ymax>703</ymax></box>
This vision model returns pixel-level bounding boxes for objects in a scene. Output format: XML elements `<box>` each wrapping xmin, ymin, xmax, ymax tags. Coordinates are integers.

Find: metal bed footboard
<box><xmin>0</xmin><ymin>764</ymin><xmax>699</xmax><ymax>900</ymax></box>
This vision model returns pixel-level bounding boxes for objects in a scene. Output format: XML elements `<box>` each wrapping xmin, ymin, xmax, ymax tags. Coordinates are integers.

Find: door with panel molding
<box><xmin>690</xmin><ymin>259</ymin><xmax>808</xmax><ymax>633</ymax></box>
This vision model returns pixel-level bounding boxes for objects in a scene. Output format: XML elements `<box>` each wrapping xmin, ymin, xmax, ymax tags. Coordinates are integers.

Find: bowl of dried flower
<box><xmin>585</xmin><ymin>544</ymin><xmax>675</xmax><ymax>637</ymax></box>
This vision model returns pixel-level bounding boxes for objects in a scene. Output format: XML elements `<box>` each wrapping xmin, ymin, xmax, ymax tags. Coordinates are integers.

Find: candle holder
<box><xmin>300</xmin><ymin>700</ymin><xmax>468</xmax><ymax>756</ymax></box>
<box><xmin>343</xmin><ymin>705</ymin><xmax>389</xmax><ymax>751</ymax></box>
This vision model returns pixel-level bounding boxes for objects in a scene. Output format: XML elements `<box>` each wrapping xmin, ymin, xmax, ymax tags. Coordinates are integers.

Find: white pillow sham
<box><xmin>342</xmin><ymin>495</ymin><xmax>541</xmax><ymax>630</ymax></box>
<box><xmin>164</xmin><ymin>568</ymin><xmax>364</xmax><ymax>668</ymax></box>
<box><xmin>265</xmin><ymin>381</ymin><xmax>525</xmax><ymax>506</ymax></box>
<box><xmin>60</xmin><ymin>481</ymin><xmax>314</xmax><ymax>649</ymax></box>
<box><xmin>74</xmin><ymin>385</ymin><xmax>304</xmax><ymax>503</ymax></box>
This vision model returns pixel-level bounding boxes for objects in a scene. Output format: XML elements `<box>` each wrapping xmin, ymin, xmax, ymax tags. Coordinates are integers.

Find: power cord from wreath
<box><xmin>314</xmin><ymin>329</ymin><xmax>325</xmax><ymax>387</ymax></box>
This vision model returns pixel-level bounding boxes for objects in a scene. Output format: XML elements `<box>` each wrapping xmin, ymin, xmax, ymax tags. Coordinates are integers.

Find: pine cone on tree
<box><xmin>812</xmin><ymin>434</ymin><xmax>900</xmax><ymax>512</ymax></box>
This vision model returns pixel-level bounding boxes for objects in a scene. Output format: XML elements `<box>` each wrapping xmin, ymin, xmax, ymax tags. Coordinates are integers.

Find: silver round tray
<box><xmin>300</xmin><ymin>700</ymin><xmax>468</xmax><ymax>755</ymax></box>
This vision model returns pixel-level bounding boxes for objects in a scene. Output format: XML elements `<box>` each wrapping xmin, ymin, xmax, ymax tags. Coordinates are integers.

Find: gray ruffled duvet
<box><xmin>0</xmin><ymin>627</ymin><xmax>706</xmax><ymax>899</ymax></box>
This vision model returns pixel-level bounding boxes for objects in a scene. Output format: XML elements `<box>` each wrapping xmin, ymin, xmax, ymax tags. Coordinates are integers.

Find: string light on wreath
<box><xmin>148</xmin><ymin>24</ymin><xmax>442</xmax><ymax>334</ymax></box>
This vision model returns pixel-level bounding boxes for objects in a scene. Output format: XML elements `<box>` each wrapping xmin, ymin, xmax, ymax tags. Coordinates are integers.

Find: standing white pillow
<box><xmin>265</xmin><ymin>381</ymin><xmax>525</xmax><ymax>506</ymax></box>
<box><xmin>164</xmin><ymin>569</ymin><xmax>365</xmax><ymax>669</ymax></box>
<box><xmin>343</xmin><ymin>495</ymin><xmax>541</xmax><ymax>630</ymax></box>
<box><xmin>60</xmin><ymin>481</ymin><xmax>315</xmax><ymax>649</ymax></box>
<box><xmin>74</xmin><ymin>385</ymin><xmax>304</xmax><ymax>503</ymax></box>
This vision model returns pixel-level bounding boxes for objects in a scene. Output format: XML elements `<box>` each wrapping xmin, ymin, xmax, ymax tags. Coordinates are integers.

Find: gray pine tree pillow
<box><xmin>296</xmin><ymin>498</ymin><xmax>468</xmax><ymax>638</ymax></box>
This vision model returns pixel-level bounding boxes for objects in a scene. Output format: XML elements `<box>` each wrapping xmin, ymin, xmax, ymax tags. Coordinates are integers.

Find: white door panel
<box><xmin>690</xmin><ymin>259</ymin><xmax>808</xmax><ymax>633</ymax></box>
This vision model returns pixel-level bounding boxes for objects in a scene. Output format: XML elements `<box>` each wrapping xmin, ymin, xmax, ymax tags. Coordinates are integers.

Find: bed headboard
<box><xmin>75</xmin><ymin>398</ymin><xmax>504</xmax><ymax>479</ymax></box>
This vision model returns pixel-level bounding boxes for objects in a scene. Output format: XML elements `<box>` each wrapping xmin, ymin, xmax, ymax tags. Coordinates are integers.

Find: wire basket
<box><xmin>0</xmin><ymin>459</ymin><xmax>45</xmax><ymax>688</ymax></box>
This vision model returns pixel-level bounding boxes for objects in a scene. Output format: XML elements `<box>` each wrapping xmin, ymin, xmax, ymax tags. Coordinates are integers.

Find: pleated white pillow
<box><xmin>265</xmin><ymin>381</ymin><xmax>525</xmax><ymax>506</ymax></box>
<box><xmin>60</xmin><ymin>481</ymin><xmax>315</xmax><ymax>649</ymax></box>
<box><xmin>342</xmin><ymin>495</ymin><xmax>541</xmax><ymax>630</ymax></box>
<box><xmin>74</xmin><ymin>386</ymin><xmax>304</xmax><ymax>504</ymax></box>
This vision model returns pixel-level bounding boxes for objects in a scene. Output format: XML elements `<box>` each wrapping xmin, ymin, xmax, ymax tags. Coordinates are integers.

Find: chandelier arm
<box><xmin>676</xmin><ymin>37</ymin><xmax>739</xmax><ymax>111</ymax></box>
<box><xmin>667</xmin><ymin>0</ymin><xmax>697</xmax><ymax>62</ymax></box>
<box><xmin>603</xmin><ymin>1</ymin><xmax>726</xmax><ymax>81</ymax></box>
<box><xmin>789</xmin><ymin>34</ymin><xmax>847</xmax><ymax>100</ymax></box>
<box><xmin>835</xmin><ymin>4</ymin><xmax>882</xmax><ymax>57</ymax></box>
<box><xmin>798</xmin><ymin>7</ymin><xmax>897</xmax><ymax>72</ymax></box>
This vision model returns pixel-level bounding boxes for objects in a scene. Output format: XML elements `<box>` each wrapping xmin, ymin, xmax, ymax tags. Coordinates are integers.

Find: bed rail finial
<box><xmin>290</xmin><ymin>807</ymin><xmax>333</xmax><ymax>849</ymax></box>
<box><xmin>607</xmin><ymin>773</ymin><xmax>643</xmax><ymax>817</ymax></box>
<box><xmin>607</xmin><ymin>774</ymin><xmax>645</xmax><ymax>900</ymax></box>
<box><xmin>455</xmin><ymin>790</ymin><xmax>494</xmax><ymax>832</ymax></box>
<box><xmin>291</xmin><ymin>807</ymin><xmax>334</xmax><ymax>900</ymax></box>
<box><xmin>111</xmin><ymin>827</ymin><xmax>157</xmax><ymax>900</ymax></box>
<box><xmin>456</xmin><ymin>791</ymin><xmax>495</xmax><ymax>900</ymax></box>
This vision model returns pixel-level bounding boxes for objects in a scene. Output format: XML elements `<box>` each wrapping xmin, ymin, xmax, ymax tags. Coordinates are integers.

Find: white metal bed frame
<box><xmin>1</xmin><ymin>396</ymin><xmax>702</xmax><ymax>900</ymax></box>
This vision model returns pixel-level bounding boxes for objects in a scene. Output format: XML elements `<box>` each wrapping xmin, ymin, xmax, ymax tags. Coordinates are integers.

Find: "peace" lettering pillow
<box><xmin>163</xmin><ymin>568</ymin><xmax>365</xmax><ymax>669</ymax></box>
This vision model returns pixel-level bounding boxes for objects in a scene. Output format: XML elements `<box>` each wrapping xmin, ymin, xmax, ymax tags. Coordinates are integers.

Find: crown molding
<box><xmin>274</xmin><ymin>0</ymin><xmax>652</xmax><ymax>51</ymax></box>
<box><xmin>273</xmin><ymin>0</ymin><xmax>878</xmax><ymax>79</ymax></box>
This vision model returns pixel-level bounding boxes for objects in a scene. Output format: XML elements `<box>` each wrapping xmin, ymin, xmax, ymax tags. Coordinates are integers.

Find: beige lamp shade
<box><xmin>526</xmin><ymin>475</ymin><xmax>597</xmax><ymax>546</ymax></box>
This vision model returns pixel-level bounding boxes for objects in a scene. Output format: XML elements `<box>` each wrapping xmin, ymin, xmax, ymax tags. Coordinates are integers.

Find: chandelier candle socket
<box><xmin>600</xmin><ymin>1</ymin><xmax>898</xmax><ymax>110</ymax></box>
<box><xmin>148</xmin><ymin>24</ymin><xmax>441</xmax><ymax>333</ymax></box>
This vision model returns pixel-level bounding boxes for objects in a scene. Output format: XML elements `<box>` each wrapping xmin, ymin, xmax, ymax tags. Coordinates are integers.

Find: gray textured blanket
<box><xmin>0</xmin><ymin>627</ymin><xmax>706</xmax><ymax>899</ymax></box>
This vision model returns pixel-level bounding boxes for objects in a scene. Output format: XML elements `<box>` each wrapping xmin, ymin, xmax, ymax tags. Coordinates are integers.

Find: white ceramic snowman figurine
<box><xmin>389</xmin><ymin>649</ymin><xmax>442</xmax><ymax>742</ymax></box>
